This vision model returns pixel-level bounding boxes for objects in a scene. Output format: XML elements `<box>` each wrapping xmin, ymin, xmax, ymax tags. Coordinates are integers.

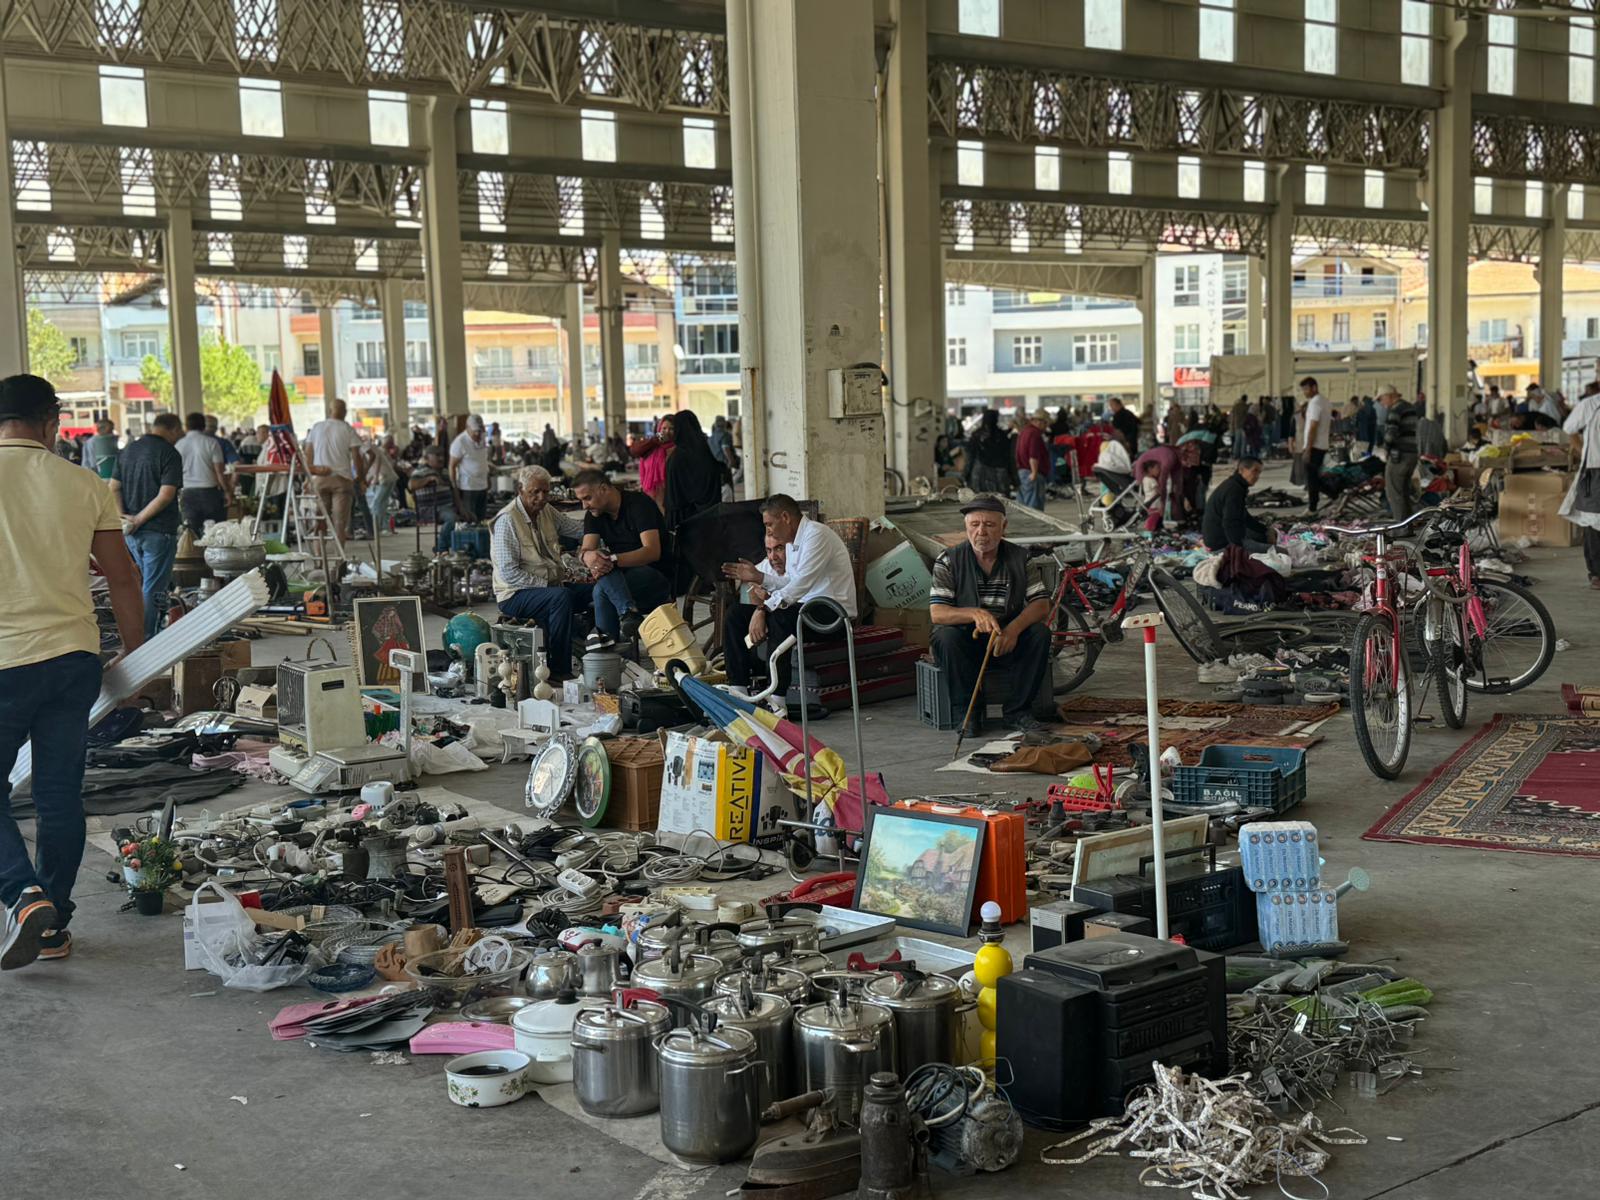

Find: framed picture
<box><xmin>852</xmin><ymin>807</ymin><xmax>986</xmax><ymax>937</ymax></box>
<box><xmin>350</xmin><ymin>596</ymin><xmax>429</xmax><ymax>693</ymax></box>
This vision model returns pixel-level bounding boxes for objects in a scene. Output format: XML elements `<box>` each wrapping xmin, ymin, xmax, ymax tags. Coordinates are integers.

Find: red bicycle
<box><xmin>1045</xmin><ymin>541</ymin><xmax>1221</xmax><ymax>695</ymax></box>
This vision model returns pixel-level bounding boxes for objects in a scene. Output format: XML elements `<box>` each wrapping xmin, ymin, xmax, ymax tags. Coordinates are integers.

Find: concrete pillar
<box><xmin>1539</xmin><ymin>186</ymin><xmax>1568</xmax><ymax>394</ymax></box>
<box><xmin>1137</xmin><ymin>258</ymin><xmax>1158</xmax><ymax>429</ymax></box>
<box><xmin>165</xmin><ymin>202</ymin><xmax>203</xmax><ymax>418</ymax></box>
<box><xmin>727</xmin><ymin>0</ymin><xmax>885</xmax><ymax>516</ymax></box>
<box><xmin>563</xmin><ymin>282</ymin><xmax>585</xmax><ymax>439</ymax></box>
<box><xmin>1427</xmin><ymin>15</ymin><xmax>1478</xmax><ymax>441</ymax></box>
<box><xmin>727</xmin><ymin>0</ymin><xmax>766</xmax><ymax>497</ymax></box>
<box><xmin>422</xmin><ymin>96</ymin><xmax>469</xmax><ymax>420</ymax></box>
<box><xmin>883</xmin><ymin>0</ymin><xmax>939</xmax><ymax>486</ymax></box>
<box><xmin>598</xmin><ymin>229</ymin><xmax>627</xmax><ymax>437</ymax></box>
<box><xmin>380</xmin><ymin>277</ymin><xmax>410</xmax><ymax>445</ymax></box>
<box><xmin>317</xmin><ymin>305</ymin><xmax>338</xmax><ymax>418</ymax></box>
<box><xmin>1265</xmin><ymin>170</ymin><xmax>1295</xmax><ymax>401</ymax></box>
<box><xmin>1246</xmin><ymin>255</ymin><xmax>1264</xmax><ymax>357</ymax></box>
<box><xmin>0</xmin><ymin>75</ymin><xmax>26</xmax><ymax>376</ymax></box>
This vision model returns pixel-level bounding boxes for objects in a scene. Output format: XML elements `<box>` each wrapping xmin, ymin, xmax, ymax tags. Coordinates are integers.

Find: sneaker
<box><xmin>1009</xmin><ymin>715</ymin><xmax>1051</xmax><ymax>735</ymax></box>
<box><xmin>1197</xmin><ymin>660</ymin><xmax>1239</xmax><ymax>684</ymax></box>
<box><xmin>1</xmin><ymin>887</ymin><xmax>58</xmax><ymax>971</ymax></box>
<box><xmin>618</xmin><ymin>610</ymin><xmax>643</xmax><ymax>643</ymax></box>
<box><xmin>36</xmin><ymin>929</ymin><xmax>72</xmax><ymax>961</ymax></box>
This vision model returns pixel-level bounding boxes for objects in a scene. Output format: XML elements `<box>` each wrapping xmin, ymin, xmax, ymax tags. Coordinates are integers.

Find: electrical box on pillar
<box><xmin>829</xmin><ymin>365</ymin><xmax>886</xmax><ymax>419</ymax></box>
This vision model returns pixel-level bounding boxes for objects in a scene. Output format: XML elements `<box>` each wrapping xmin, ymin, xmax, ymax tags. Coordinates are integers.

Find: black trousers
<box><xmin>723</xmin><ymin>602</ymin><xmax>802</xmax><ymax>696</ymax></box>
<box><xmin>1585</xmin><ymin>527</ymin><xmax>1600</xmax><ymax>580</ymax></box>
<box><xmin>179</xmin><ymin>486</ymin><xmax>227</xmax><ymax>536</ymax></box>
<box><xmin>931</xmin><ymin>621</ymin><xmax>1050</xmax><ymax>724</ymax></box>
<box><xmin>1304</xmin><ymin>448</ymin><xmax>1328</xmax><ymax>512</ymax></box>
<box><xmin>459</xmin><ymin>489</ymin><xmax>488</xmax><ymax>521</ymax></box>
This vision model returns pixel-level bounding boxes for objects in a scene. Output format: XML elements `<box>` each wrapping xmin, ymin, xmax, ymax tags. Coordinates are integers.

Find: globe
<box><xmin>441</xmin><ymin>612</ymin><xmax>493</xmax><ymax>665</ymax></box>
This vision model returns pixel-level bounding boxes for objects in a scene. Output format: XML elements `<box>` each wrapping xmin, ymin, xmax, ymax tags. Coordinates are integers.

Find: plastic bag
<box><xmin>186</xmin><ymin>882</ymin><xmax>315</xmax><ymax>992</ymax></box>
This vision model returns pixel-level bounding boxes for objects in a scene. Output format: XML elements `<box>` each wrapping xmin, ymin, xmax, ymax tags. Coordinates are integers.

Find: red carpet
<box><xmin>1363</xmin><ymin>714</ymin><xmax>1600</xmax><ymax>856</ymax></box>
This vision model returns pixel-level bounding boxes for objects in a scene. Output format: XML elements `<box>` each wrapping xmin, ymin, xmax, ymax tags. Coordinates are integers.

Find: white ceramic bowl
<box><xmin>444</xmin><ymin>1050</ymin><xmax>531</xmax><ymax>1108</ymax></box>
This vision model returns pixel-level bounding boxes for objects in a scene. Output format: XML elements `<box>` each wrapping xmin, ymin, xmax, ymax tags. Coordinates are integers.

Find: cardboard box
<box><xmin>657</xmin><ymin>729</ymin><xmax>763</xmax><ymax>844</ymax></box>
<box><xmin>1498</xmin><ymin>470</ymin><xmax>1578</xmax><ymax>547</ymax></box>
<box><xmin>874</xmin><ymin>605</ymin><xmax>933</xmax><ymax>650</ymax></box>
<box><xmin>172</xmin><ymin>639</ymin><xmax>255</xmax><ymax>715</ymax></box>
<box><xmin>865</xmin><ymin>541</ymin><xmax>933</xmax><ymax>609</ymax></box>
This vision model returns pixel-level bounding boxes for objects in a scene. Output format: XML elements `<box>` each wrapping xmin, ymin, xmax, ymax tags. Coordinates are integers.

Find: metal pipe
<box><xmin>1142</xmin><ymin>623</ymin><xmax>1168</xmax><ymax>940</ymax></box>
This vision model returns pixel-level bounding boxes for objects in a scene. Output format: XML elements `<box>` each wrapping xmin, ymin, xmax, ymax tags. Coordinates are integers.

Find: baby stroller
<box><xmin>1082</xmin><ymin>467</ymin><xmax>1143</xmax><ymax>538</ymax></box>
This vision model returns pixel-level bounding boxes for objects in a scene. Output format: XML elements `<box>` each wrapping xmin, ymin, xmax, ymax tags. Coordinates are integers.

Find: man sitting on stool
<box><xmin>721</xmin><ymin>494</ymin><xmax>857</xmax><ymax>700</ymax></box>
<box><xmin>930</xmin><ymin>496</ymin><xmax>1052</xmax><ymax>735</ymax></box>
<box><xmin>572</xmin><ymin>469</ymin><xmax>673</xmax><ymax>639</ymax></box>
<box><xmin>491</xmin><ymin>466</ymin><xmax>609</xmax><ymax>681</ymax></box>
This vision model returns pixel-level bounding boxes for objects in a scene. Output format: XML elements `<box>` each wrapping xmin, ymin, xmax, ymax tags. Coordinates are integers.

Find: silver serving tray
<box><xmin>828</xmin><ymin>936</ymin><xmax>977</xmax><ymax>980</ymax></box>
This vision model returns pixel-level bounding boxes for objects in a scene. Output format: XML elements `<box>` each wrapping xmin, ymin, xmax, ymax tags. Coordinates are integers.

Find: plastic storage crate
<box><xmin>1169</xmin><ymin>745</ymin><xmax>1306</xmax><ymax>814</ymax></box>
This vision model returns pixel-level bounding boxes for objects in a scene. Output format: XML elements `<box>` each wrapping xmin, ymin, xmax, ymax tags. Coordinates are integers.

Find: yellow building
<box><xmin>1290</xmin><ymin>254</ymin><xmax>1404</xmax><ymax>353</ymax></box>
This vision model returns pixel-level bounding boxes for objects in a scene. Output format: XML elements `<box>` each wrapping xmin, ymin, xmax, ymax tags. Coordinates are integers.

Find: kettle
<box><xmin>526</xmin><ymin>949</ymin><xmax>582</xmax><ymax>999</ymax></box>
<box><xmin>581</xmin><ymin>638</ymin><xmax>624</xmax><ymax>693</ymax></box>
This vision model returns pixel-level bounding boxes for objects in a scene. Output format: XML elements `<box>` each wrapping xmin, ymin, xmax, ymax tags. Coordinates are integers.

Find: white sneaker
<box><xmin>1197</xmin><ymin>661</ymin><xmax>1239</xmax><ymax>684</ymax></box>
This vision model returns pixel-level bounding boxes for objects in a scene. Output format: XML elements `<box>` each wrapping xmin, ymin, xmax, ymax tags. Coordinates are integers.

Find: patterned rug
<box><xmin>1363</xmin><ymin>714</ymin><xmax>1600</xmax><ymax>856</ymax></box>
<box><xmin>1053</xmin><ymin>697</ymin><xmax>1340</xmax><ymax>765</ymax></box>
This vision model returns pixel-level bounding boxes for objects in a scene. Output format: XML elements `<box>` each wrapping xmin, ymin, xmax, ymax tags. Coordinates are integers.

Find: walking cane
<box><xmin>953</xmin><ymin>629</ymin><xmax>999</xmax><ymax>758</ymax></box>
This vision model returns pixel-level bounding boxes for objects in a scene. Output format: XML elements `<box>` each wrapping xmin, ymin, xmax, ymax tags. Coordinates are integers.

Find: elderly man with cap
<box><xmin>450</xmin><ymin>414</ymin><xmax>492</xmax><ymax>522</ymax></box>
<box><xmin>1376</xmin><ymin>386</ymin><xmax>1421</xmax><ymax>520</ymax></box>
<box><xmin>928</xmin><ymin>496</ymin><xmax>1053</xmax><ymax>734</ymax></box>
<box><xmin>1015</xmin><ymin>409</ymin><xmax>1051</xmax><ymax>511</ymax></box>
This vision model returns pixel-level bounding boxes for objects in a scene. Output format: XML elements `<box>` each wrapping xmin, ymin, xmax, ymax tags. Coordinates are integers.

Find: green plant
<box><xmin>139</xmin><ymin>335</ymin><xmax>268</xmax><ymax>426</ymax></box>
<box><xmin>26</xmin><ymin>309</ymin><xmax>78</xmax><ymax>386</ymax></box>
<box><xmin>117</xmin><ymin>834</ymin><xmax>183</xmax><ymax>893</ymax></box>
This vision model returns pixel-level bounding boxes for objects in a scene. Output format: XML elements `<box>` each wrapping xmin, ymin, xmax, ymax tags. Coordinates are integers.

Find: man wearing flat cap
<box><xmin>928</xmin><ymin>496</ymin><xmax>1053</xmax><ymax>734</ymax></box>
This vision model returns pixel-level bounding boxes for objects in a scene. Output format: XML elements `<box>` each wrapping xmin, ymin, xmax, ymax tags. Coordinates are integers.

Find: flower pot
<box><xmin>133</xmin><ymin>889</ymin><xmax>165</xmax><ymax>916</ymax></box>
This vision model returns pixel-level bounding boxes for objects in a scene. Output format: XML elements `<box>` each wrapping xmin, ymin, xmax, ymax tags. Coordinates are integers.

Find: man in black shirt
<box><xmin>1378</xmin><ymin>387</ymin><xmax>1421</xmax><ymax>520</ymax></box>
<box><xmin>109</xmin><ymin>413</ymin><xmax>184</xmax><ymax>640</ymax></box>
<box><xmin>573</xmin><ymin>469</ymin><xmax>672</xmax><ymax>640</ymax></box>
<box><xmin>1202</xmin><ymin>458</ymin><xmax>1271</xmax><ymax>553</ymax></box>
<box><xmin>1108</xmin><ymin>397</ymin><xmax>1141</xmax><ymax>453</ymax></box>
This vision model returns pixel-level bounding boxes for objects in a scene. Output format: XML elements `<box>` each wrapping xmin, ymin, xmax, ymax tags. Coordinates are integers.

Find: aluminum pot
<box><xmin>656</xmin><ymin>1023</ymin><xmax>762</xmax><ymax>1163</ymax></box>
<box><xmin>862</xmin><ymin>965</ymin><xmax>966</xmax><ymax>1077</ymax></box>
<box><xmin>737</xmin><ymin>903</ymin><xmax>823</xmax><ymax>959</ymax></box>
<box><xmin>637</xmin><ymin>921</ymin><xmax>743</xmax><ymax>968</ymax></box>
<box><xmin>630</xmin><ymin>943</ymin><xmax>724</xmax><ymax>1006</ymax></box>
<box><xmin>526</xmin><ymin>949</ymin><xmax>582</xmax><ymax>999</ymax></box>
<box><xmin>780</xmin><ymin>948</ymin><xmax>831</xmax><ymax>978</ymax></box>
<box><xmin>714</xmin><ymin>956</ymin><xmax>810</xmax><ymax>1009</ymax></box>
<box><xmin>793</xmin><ymin>991</ymin><xmax>897</xmax><ymax>1125</ymax></box>
<box><xmin>810</xmin><ymin>968</ymin><xmax>886</xmax><ymax>1004</ymax></box>
<box><xmin>571</xmin><ymin>996</ymin><xmax>671</xmax><ymax>1116</ymax></box>
<box><xmin>576</xmin><ymin>940</ymin><xmax>626</xmax><ymax>998</ymax></box>
<box><xmin>702</xmin><ymin>986</ymin><xmax>793</xmax><ymax>1110</ymax></box>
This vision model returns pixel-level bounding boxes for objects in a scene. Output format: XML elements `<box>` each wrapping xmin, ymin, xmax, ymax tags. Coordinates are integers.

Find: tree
<box><xmin>138</xmin><ymin>335</ymin><xmax>267</xmax><ymax>427</ymax></box>
<box><xmin>26</xmin><ymin>309</ymin><xmax>78</xmax><ymax>386</ymax></box>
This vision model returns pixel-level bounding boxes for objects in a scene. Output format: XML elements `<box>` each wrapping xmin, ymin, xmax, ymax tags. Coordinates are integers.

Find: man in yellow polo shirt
<box><xmin>0</xmin><ymin>375</ymin><xmax>146</xmax><ymax>970</ymax></box>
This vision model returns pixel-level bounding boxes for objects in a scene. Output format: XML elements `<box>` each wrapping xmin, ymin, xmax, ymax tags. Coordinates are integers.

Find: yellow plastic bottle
<box><xmin>972</xmin><ymin>900</ymin><xmax>1013</xmax><ymax>1069</ymax></box>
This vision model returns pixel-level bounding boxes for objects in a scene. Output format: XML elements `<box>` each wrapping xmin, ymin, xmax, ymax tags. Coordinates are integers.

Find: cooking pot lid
<box><xmin>633</xmin><ymin>952</ymin><xmax>722</xmax><ymax>984</ymax></box>
<box><xmin>797</xmin><ymin>998</ymin><xmax>893</xmax><ymax>1032</ymax></box>
<box><xmin>657</xmin><ymin>1024</ymin><xmax>755</xmax><ymax>1065</ymax></box>
<box><xmin>574</xmin><ymin>1000</ymin><xmax>669</xmax><ymax>1038</ymax></box>
<box><xmin>704</xmin><ymin>990</ymin><xmax>792</xmax><ymax>1022</ymax></box>
<box><xmin>512</xmin><ymin>994</ymin><xmax>600</xmax><ymax>1035</ymax></box>
<box><xmin>864</xmin><ymin>972</ymin><xmax>958</xmax><ymax>1006</ymax></box>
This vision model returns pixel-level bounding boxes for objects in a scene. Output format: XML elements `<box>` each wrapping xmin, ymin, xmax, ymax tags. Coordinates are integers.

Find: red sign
<box><xmin>1173</xmin><ymin>366</ymin><xmax>1211</xmax><ymax>389</ymax></box>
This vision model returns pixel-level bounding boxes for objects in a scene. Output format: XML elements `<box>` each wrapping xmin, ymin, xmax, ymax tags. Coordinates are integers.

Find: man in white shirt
<box><xmin>304</xmin><ymin>398</ymin><xmax>364</xmax><ymax>541</ymax></box>
<box><xmin>176</xmin><ymin>410</ymin><xmax>231</xmax><ymax>535</ymax></box>
<box><xmin>450</xmin><ymin>414</ymin><xmax>492</xmax><ymax>521</ymax></box>
<box><xmin>1293</xmin><ymin>376</ymin><xmax>1331</xmax><ymax>516</ymax></box>
<box><xmin>720</xmin><ymin>494</ymin><xmax>857</xmax><ymax>700</ymax></box>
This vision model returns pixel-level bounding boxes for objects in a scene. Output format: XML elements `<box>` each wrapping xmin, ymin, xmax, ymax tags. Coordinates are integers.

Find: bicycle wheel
<box><xmin>1214</xmin><ymin>621</ymin><xmax>1314</xmax><ymax>657</ymax></box>
<box><xmin>1467</xmin><ymin>577</ymin><xmax>1555</xmax><ymax>693</ymax></box>
<box><xmin>1049</xmin><ymin>602</ymin><xmax>1103</xmax><ymax>696</ymax></box>
<box><xmin>1429</xmin><ymin>603</ymin><xmax>1469</xmax><ymax>730</ymax></box>
<box><xmin>1148</xmin><ymin>569</ymin><xmax>1223</xmax><ymax>663</ymax></box>
<box><xmin>1349</xmin><ymin>612</ymin><xmax>1413</xmax><ymax>780</ymax></box>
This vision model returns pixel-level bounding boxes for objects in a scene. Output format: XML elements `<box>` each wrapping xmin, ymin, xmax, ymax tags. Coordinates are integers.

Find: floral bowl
<box><xmin>444</xmin><ymin>1050</ymin><xmax>531</xmax><ymax>1108</ymax></box>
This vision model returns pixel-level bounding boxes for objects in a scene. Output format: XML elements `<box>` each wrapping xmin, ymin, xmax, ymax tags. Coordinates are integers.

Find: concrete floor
<box><xmin>4</xmin><ymin>495</ymin><xmax>1598</xmax><ymax>1200</ymax></box>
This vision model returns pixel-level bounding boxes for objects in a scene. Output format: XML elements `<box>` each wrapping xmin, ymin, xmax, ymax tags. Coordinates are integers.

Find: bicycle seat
<box><xmin>1321</xmin><ymin>507</ymin><xmax>1436</xmax><ymax>538</ymax></box>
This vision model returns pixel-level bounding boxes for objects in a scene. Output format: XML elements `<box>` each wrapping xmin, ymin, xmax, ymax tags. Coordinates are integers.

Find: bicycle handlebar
<box><xmin>1321</xmin><ymin>506</ymin><xmax>1440</xmax><ymax>539</ymax></box>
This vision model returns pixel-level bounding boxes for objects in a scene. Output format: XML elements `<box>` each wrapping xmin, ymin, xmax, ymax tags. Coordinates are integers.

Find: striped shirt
<box><xmin>929</xmin><ymin>547</ymin><xmax>1048</xmax><ymax>614</ymax></box>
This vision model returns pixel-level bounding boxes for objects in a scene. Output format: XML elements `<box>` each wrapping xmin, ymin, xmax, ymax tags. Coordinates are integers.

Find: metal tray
<box><xmin>828</xmin><ymin>936</ymin><xmax>976</xmax><ymax>980</ymax></box>
<box><xmin>812</xmin><ymin>905</ymin><xmax>896</xmax><ymax>951</ymax></box>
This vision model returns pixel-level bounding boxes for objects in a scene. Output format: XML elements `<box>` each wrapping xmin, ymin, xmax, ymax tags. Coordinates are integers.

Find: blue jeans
<box><xmin>125</xmin><ymin>527</ymin><xmax>179</xmax><ymax>641</ymax></box>
<box><xmin>1017</xmin><ymin>469</ymin><xmax>1046</xmax><ymax>510</ymax></box>
<box><xmin>593</xmin><ymin>567</ymin><xmax>670</xmax><ymax>638</ymax></box>
<box><xmin>0</xmin><ymin>651</ymin><xmax>102</xmax><ymax>926</ymax></box>
<box><xmin>367</xmin><ymin>482</ymin><xmax>395</xmax><ymax>533</ymax></box>
<box><xmin>499</xmin><ymin>569</ymin><xmax>669</xmax><ymax>674</ymax></box>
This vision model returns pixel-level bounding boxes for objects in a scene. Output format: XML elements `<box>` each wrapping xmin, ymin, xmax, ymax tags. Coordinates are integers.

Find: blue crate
<box><xmin>1169</xmin><ymin>745</ymin><xmax>1307</xmax><ymax>814</ymax></box>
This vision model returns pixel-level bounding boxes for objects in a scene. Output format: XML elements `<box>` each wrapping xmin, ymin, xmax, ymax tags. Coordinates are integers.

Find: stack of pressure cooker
<box><xmin>554</xmin><ymin>903</ymin><xmax>969</xmax><ymax>1162</ymax></box>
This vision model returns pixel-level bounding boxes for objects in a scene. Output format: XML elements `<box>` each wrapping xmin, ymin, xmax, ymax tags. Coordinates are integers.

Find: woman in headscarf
<box><xmin>963</xmin><ymin>409</ymin><xmax>1012</xmax><ymax>494</ymax></box>
<box><xmin>630</xmin><ymin>414</ymin><xmax>675</xmax><ymax>510</ymax></box>
<box><xmin>662</xmin><ymin>409</ymin><xmax>728</xmax><ymax>531</ymax></box>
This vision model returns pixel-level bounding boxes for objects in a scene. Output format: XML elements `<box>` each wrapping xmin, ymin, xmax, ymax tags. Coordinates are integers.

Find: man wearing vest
<box><xmin>929</xmin><ymin>496</ymin><xmax>1052</xmax><ymax>734</ymax></box>
<box><xmin>490</xmin><ymin>466</ymin><xmax>639</xmax><ymax>681</ymax></box>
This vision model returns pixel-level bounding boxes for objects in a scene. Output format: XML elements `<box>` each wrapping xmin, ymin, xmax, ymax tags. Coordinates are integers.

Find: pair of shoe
<box><xmin>1</xmin><ymin>887</ymin><xmax>70</xmax><ymax>970</ymax></box>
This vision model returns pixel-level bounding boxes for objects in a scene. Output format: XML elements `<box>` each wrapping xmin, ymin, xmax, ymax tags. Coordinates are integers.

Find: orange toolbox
<box><xmin>886</xmin><ymin>799</ymin><xmax>1028</xmax><ymax>925</ymax></box>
